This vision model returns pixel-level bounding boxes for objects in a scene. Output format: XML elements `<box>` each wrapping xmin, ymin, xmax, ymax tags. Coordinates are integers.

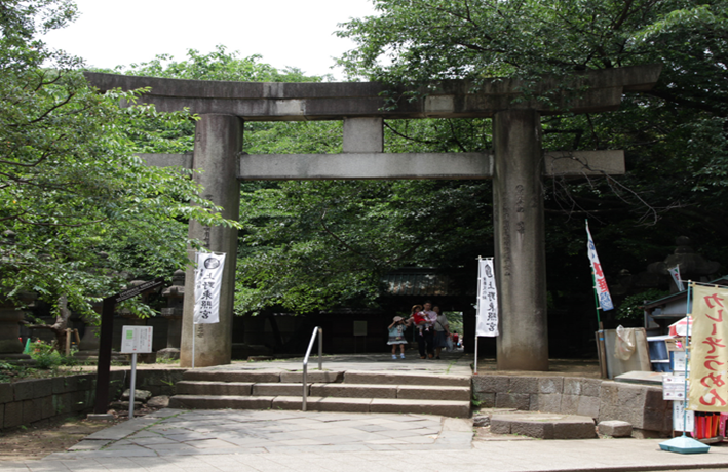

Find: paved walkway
<box><xmin>5</xmin><ymin>353</ymin><xmax>728</xmax><ymax>471</ymax></box>
<box><xmin>3</xmin><ymin>406</ymin><xmax>728</xmax><ymax>471</ymax></box>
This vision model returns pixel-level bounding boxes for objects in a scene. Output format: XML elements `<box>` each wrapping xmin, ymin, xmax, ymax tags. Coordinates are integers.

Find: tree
<box><xmin>336</xmin><ymin>1</ymin><xmax>728</xmax><ymax>322</ymax></box>
<box><xmin>0</xmin><ymin>1</ymin><xmax>237</xmax><ymax>348</ymax></box>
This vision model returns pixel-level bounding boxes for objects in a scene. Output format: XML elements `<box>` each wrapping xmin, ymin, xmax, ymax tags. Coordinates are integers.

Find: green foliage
<box><xmin>0</xmin><ymin>1</ymin><xmax>238</xmax><ymax>322</ymax></box>
<box><xmin>28</xmin><ymin>340</ymin><xmax>67</xmax><ymax>369</ymax></box>
<box><xmin>334</xmin><ymin>0</ymin><xmax>728</xmax><ymax>325</ymax></box>
<box><xmin>616</xmin><ymin>288</ymin><xmax>669</xmax><ymax>323</ymax></box>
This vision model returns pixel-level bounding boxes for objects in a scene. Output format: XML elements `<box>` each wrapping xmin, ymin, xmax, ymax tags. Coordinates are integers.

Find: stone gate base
<box><xmin>473</xmin><ymin>375</ymin><xmax>671</xmax><ymax>437</ymax></box>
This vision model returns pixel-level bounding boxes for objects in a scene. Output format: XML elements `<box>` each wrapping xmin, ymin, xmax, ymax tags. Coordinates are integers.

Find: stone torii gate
<box><xmin>85</xmin><ymin>65</ymin><xmax>661</xmax><ymax>371</ymax></box>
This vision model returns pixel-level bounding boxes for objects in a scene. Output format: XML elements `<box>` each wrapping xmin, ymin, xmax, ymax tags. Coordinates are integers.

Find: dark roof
<box><xmin>643</xmin><ymin>275</ymin><xmax>728</xmax><ymax>311</ymax></box>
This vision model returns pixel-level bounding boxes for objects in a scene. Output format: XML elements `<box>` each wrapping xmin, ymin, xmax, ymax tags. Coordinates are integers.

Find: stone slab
<box><xmin>530</xmin><ymin>393</ymin><xmax>562</xmax><ymax>413</ymax></box>
<box><xmin>311</xmin><ymin>383</ymin><xmax>396</xmax><ymax>399</ymax></box>
<box><xmin>177</xmin><ymin>381</ymin><xmax>253</xmax><ymax>396</ymax></box>
<box><xmin>370</xmin><ymin>398</ymin><xmax>470</xmax><ymax>418</ymax></box>
<box><xmin>538</xmin><ymin>377</ymin><xmax>564</xmax><ymax>395</ymax></box>
<box><xmin>397</xmin><ymin>385</ymin><xmax>470</xmax><ymax>401</ymax></box>
<box><xmin>13</xmin><ymin>380</ymin><xmax>34</xmax><ymax>401</ymax></box>
<box><xmin>495</xmin><ymin>393</ymin><xmax>530</xmax><ymax>410</ymax></box>
<box><xmin>0</xmin><ymin>383</ymin><xmax>12</xmax><ymax>403</ymax></box>
<box><xmin>491</xmin><ymin>414</ymin><xmax>596</xmax><ymax>439</ymax></box>
<box><xmin>3</xmin><ymin>401</ymin><xmax>23</xmax><ymax>429</ymax></box>
<box><xmin>308</xmin><ymin>397</ymin><xmax>372</xmax><ymax>413</ymax></box>
<box><xmin>183</xmin><ymin>370</ymin><xmax>280</xmax><ymax>383</ymax></box>
<box><xmin>599</xmin><ymin>420</ymin><xmax>633</xmax><ymax>437</ymax></box>
<box><xmin>344</xmin><ymin>372</ymin><xmax>469</xmax><ymax>387</ymax></box>
<box><xmin>23</xmin><ymin>398</ymin><xmax>42</xmax><ymax>424</ymax></box>
<box><xmin>279</xmin><ymin>371</ymin><xmax>344</xmax><ymax>384</ymax></box>
<box><xmin>472</xmin><ymin>375</ymin><xmax>509</xmax><ymax>393</ymax></box>
<box><xmin>168</xmin><ymin>395</ymin><xmax>274</xmax><ymax>410</ymax></box>
<box><xmin>509</xmin><ymin>377</ymin><xmax>539</xmax><ymax>394</ymax></box>
<box><xmin>253</xmin><ymin>383</ymin><xmax>306</xmax><ymax>396</ymax></box>
<box><xmin>564</xmin><ymin>378</ymin><xmax>602</xmax><ymax>397</ymax></box>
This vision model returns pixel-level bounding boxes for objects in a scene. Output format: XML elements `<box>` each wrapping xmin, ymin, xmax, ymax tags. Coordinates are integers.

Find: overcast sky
<box><xmin>43</xmin><ymin>0</ymin><xmax>378</xmax><ymax>80</ymax></box>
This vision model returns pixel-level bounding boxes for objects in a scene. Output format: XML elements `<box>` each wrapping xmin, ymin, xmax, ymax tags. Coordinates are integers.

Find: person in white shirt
<box><xmin>421</xmin><ymin>302</ymin><xmax>437</xmax><ymax>359</ymax></box>
<box><xmin>432</xmin><ymin>306</ymin><xmax>450</xmax><ymax>359</ymax></box>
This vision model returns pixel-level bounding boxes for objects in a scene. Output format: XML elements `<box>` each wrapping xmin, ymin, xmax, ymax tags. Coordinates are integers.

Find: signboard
<box><xmin>688</xmin><ymin>284</ymin><xmax>728</xmax><ymax>411</ymax></box>
<box><xmin>673</xmin><ymin>351</ymin><xmax>689</xmax><ymax>373</ymax></box>
<box><xmin>475</xmin><ymin>258</ymin><xmax>498</xmax><ymax>337</ymax></box>
<box><xmin>114</xmin><ymin>277</ymin><xmax>165</xmax><ymax>303</ymax></box>
<box><xmin>120</xmin><ymin>326</ymin><xmax>153</xmax><ymax>354</ymax></box>
<box><xmin>674</xmin><ymin>400</ymin><xmax>695</xmax><ymax>432</ymax></box>
<box><xmin>662</xmin><ymin>373</ymin><xmax>687</xmax><ymax>401</ymax></box>
<box><xmin>193</xmin><ymin>251</ymin><xmax>225</xmax><ymax>324</ymax></box>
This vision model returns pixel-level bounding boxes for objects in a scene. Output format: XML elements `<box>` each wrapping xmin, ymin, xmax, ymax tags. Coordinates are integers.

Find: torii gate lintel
<box><xmin>85</xmin><ymin>65</ymin><xmax>661</xmax><ymax>370</ymax></box>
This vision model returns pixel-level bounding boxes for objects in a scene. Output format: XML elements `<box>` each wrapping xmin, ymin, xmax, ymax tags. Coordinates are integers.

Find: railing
<box><xmin>302</xmin><ymin>326</ymin><xmax>322</xmax><ymax>411</ymax></box>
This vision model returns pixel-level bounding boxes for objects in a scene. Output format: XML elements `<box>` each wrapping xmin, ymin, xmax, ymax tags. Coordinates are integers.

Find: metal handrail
<box><xmin>302</xmin><ymin>326</ymin><xmax>322</xmax><ymax>411</ymax></box>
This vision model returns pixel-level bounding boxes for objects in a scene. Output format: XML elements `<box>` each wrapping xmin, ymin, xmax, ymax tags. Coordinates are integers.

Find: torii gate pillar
<box><xmin>180</xmin><ymin>114</ymin><xmax>242</xmax><ymax>367</ymax></box>
<box><xmin>493</xmin><ymin>109</ymin><xmax>548</xmax><ymax>370</ymax></box>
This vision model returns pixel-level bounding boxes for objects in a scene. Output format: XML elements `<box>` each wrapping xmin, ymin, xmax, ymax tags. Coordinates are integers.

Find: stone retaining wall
<box><xmin>472</xmin><ymin>376</ymin><xmax>671</xmax><ymax>434</ymax></box>
<box><xmin>0</xmin><ymin>368</ymin><xmax>186</xmax><ymax>430</ymax></box>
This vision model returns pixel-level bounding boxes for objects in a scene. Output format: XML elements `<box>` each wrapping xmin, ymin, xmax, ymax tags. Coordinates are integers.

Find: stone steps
<box><xmin>489</xmin><ymin>413</ymin><xmax>597</xmax><ymax>439</ymax></box>
<box><xmin>168</xmin><ymin>395</ymin><xmax>470</xmax><ymax>418</ymax></box>
<box><xmin>169</xmin><ymin>369</ymin><xmax>472</xmax><ymax>418</ymax></box>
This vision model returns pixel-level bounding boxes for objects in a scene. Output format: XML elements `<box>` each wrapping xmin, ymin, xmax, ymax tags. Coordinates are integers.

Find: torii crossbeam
<box><xmin>85</xmin><ymin>64</ymin><xmax>661</xmax><ymax>370</ymax></box>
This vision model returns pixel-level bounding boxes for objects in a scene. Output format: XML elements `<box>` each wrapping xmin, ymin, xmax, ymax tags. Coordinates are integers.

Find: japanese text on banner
<box><xmin>688</xmin><ymin>284</ymin><xmax>728</xmax><ymax>411</ymax></box>
<box><xmin>193</xmin><ymin>251</ymin><xmax>225</xmax><ymax>324</ymax></box>
<box><xmin>586</xmin><ymin>223</ymin><xmax>614</xmax><ymax>311</ymax></box>
<box><xmin>476</xmin><ymin>258</ymin><xmax>498</xmax><ymax>337</ymax></box>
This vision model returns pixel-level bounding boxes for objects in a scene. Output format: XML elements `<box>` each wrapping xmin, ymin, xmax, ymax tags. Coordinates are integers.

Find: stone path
<box><xmin>50</xmin><ymin>408</ymin><xmax>472</xmax><ymax>459</ymax></box>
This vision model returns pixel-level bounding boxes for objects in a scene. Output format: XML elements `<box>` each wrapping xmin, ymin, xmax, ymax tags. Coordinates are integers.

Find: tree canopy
<box><xmin>0</xmin><ymin>0</ymin><xmax>236</xmax><ymax>323</ymax></box>
<box><xmin>336</xmin><ymin>0</ymin><xmax>728</xmax><ymax>320</ymax></box>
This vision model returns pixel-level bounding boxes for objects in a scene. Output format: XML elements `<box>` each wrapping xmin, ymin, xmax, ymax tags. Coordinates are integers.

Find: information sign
<box><xmin>120</xmin><ymin>326</ymin><xmax>153</xmax><ymax>354</ymax></box>
<box><xmin>673</xmin><ymin>400</ymin><xmax>695</xmax><ymax>432</ymax></box>
<box><xmin>662</xmin><ymin>373</ymin><xmax>687</xmax><ymax>401</ymax></box>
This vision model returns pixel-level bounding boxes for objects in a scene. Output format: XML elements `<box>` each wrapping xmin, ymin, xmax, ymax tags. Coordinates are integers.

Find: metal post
<box><xmin>302</xmin><ymin>363</ymin><xmax>308</xmax><ymax>411</ymax></box>
<box><xmin>129</xmin><ymin>353</ymin><xmax>137</xmax><ymax>419</ymax></box>
<box><xmin>318</xmin><ymin>328</ymin><xmax>322</xmax><ymax>370</ymax></box>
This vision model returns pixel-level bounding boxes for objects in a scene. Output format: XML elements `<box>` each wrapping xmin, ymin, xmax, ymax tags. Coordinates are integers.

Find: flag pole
<box><xmin>660</xmin><ymin>280</ymin><xmax>709</xmax><ymax>454</ymax></box>
<box><xmin>591</xmin><ymin>266</ymin><xmax>608</xmax><ymax>379</ymax></box>
<box><xmin>586</xmin><ymin>220</ymin><xmax>608</xmax><ymax>379</ymax></box>
<box><xmin>473</xmin><ymin>255</ymin><xmax>481</xmax><ymax>375</ymax></box>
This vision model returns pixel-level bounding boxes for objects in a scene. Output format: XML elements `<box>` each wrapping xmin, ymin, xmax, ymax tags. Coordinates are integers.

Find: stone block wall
<box><xmin>473</xmin><ymin>375</ymin><xmax>671</xmax><ymax>434</ymax></box>
<box><xmin>1</xmin><ymin>368</ymin><xmax>186</xmax><ymax>430</ymax></box>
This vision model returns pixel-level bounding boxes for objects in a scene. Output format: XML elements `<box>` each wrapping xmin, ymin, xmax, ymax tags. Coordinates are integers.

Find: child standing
<box><xmin>387</xmin><ymin>316</ymin><xmax>410</xmax><ymax>359</ymax></box>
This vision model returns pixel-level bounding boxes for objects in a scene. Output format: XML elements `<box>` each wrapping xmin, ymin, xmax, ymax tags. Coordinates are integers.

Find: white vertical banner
<box><xmin>193</xmin><ymin>251</ymin><xmax>226</xmax><ymax>324</ymax></box>
<box><xmin>476</xmin><ymin>257</ymin><xmax>499</xmax><ymax>337</ymax></box>
<box><xmin>586</xmin><ymin>222</ymin><xmax>614</xmax><ymax>311</ymax></box>
<box><xmin>668</xmin><ymin>266</ymin><xmax>685</xmax><ymax>291</ymax></box>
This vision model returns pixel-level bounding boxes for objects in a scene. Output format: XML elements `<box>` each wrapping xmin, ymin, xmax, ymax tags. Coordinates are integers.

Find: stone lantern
<box><xmin>158</xmin><ymin>270</ymin><xmax>185</xmax><ymax>360</ymax></box>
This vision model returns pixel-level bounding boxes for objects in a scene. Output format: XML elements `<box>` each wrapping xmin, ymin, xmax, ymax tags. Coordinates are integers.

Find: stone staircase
<box><xmin>169</xmin><ymin>369</ymin><xmax>471</xmax><ymax>418</ymax></box>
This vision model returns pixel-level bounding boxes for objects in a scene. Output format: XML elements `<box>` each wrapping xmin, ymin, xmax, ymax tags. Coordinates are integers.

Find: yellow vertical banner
<box><xmin>688</xmin><ymin>284</ymin><xmax>728</xmax><ymax>411</ymax></box>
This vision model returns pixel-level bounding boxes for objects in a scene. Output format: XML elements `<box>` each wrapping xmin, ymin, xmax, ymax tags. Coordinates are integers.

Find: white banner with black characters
<box><xmin>193</xmin><ymin>251</ymin><xmax>226</xmax><ymax>324</ymax></box>
<box><xmin>476</xmin><ymin>257</ymin><xmax>499</xmax><ymax>337</ymax></box>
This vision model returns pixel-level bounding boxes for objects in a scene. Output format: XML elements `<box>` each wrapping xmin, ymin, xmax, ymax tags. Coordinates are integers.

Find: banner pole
<box><xmin>586</xmin><ymin>220</ymin><xmax>608</xmax><ymax>379</ymax></box>
<box><xmin>591</xmin><ymin>267</ymin><xmax>608</xmax><ymax>379</ymax></box>
<box><xmin>192</xmin><ymin>323</ymin><xmax>196</xmax><ymax>368</ymax></box>
<box><xmin>473</xmin><ymin>255</ymin><xmax>481</xmax><ymax>375</ymax></box>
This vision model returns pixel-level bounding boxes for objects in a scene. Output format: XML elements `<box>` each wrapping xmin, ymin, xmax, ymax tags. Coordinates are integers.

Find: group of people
<box><xmin>386</xmin><ymin>302</ymin><xmax>456</xmax><ymax>360</ymax></box>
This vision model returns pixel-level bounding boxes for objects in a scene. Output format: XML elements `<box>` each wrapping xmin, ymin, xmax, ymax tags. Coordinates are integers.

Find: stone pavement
<box><xmin>4</xmin><ymin>407</ymin><xmax>728</xmax><ymax>471</ymax></box>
